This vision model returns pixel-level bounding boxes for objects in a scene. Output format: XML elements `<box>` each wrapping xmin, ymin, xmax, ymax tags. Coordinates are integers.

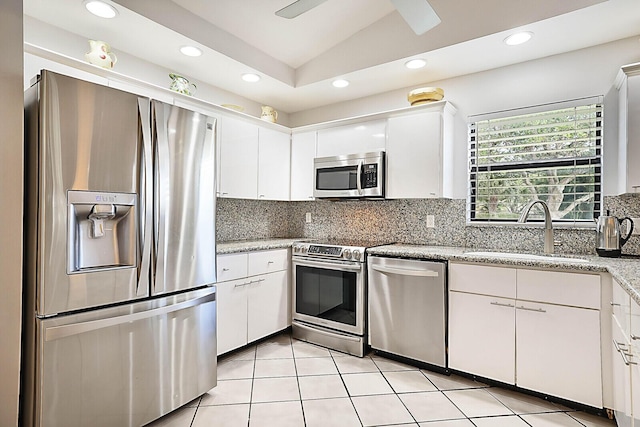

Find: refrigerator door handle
<box><xmin>44</xmin><ymin>290</ymin><xmax>216</xmax><ymax>342</ymax></box>
<box><xmin>152</xmin><ymin>101</ymin><xmax>167</xmax><ymax>294</ymax></box>
<box><xmin>137</xmin><ymin>98</ymin><xmax>153</xmax><ymax>297</ymax></box>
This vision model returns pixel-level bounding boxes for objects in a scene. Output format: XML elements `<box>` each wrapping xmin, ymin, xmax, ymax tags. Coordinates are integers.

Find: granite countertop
<box><xmin>216</xmin><ymin>239</ymin><xmax>640</xmax><ymax>305</ymax></box>
<box><xmin>217</xmin><ymin>238</ymin><xmax>303</xmax><ymax>254</ymax></box>
<box><xmin>368</xmin><ymin>244</ymin><xmax>640</xmax><ymax>305</ymax></box>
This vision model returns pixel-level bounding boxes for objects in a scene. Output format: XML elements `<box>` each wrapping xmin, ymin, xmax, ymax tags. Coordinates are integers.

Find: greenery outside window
<box><xmin>468</xmin><ymin>97</ymin><xmax>602</xmax><ymax>225</ymax></box>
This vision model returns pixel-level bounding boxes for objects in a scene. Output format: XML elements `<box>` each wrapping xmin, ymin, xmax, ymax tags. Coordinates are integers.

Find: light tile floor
<box><xmin>146</xmin><ymin>332</ymin><xmax>616</xmax><ymax>427</ymax></box>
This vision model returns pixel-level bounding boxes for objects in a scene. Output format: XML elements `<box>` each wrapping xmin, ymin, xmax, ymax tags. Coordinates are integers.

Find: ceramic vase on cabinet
<box><xmin>260</xmin><ymin>106</ymin><xmax>278</xmax><ymax>123</ymax></box>
<box><xmin>169</xmin><ymin>73</ymin><xmax>197</xmax><ymax>96</ymax></box>
<box><xmin>85</xmin><ymin>40</ymin><xmax>117</xmax><ymax>69</ymax></box>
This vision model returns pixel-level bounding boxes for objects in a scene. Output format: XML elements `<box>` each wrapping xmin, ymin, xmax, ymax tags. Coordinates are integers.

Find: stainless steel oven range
<box><xmin>291</xmin><ymin>240</ymin><xmax>390</xmax><ymax>357</ymax></box>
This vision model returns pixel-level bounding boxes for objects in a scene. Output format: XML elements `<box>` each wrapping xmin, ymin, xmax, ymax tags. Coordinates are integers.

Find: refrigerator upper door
<box><xmin>152</xmin><ymin>101</ymin><xmax>216</xmax><ymax>295</ymax></box>
<box><xmin>25</xmin><ymin>71</ymin><xmax>149</xmax><ymax>317</ymax></box>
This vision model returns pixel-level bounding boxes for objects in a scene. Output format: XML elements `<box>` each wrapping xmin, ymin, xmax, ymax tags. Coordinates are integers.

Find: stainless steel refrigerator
<box><xmin>21</xmin><ymin>70</ymin><xmax>217</xmax><ymax>427</ymax></box>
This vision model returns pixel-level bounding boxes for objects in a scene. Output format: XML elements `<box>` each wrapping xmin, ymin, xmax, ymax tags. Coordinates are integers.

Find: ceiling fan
<box><xmin>275</xmin><ymin>0</ymin><xmax>441</xmax><ymax>36</ymax></box>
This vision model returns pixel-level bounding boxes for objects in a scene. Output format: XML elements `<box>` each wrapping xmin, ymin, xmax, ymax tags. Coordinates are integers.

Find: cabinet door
<box><xmin>258</xmin><ymin>127</ymin><xmax>291</xmax><ymax>200</ymax></box>
<box><xmin>612</xmin><ymin>317</ymin><xmax>633</xmax><ymax>427</ymax></box>
<box><xmin>219</xmin><ymin>116</ymin><xmax>259</xmax><ymax>199</ymax></box>
<box><xmin>216</xmin><ymin>278</ymin><xmax>248</xmax><ymax>355</ymax></box>
<box><xmin>316</xmin><ymin>119</ymin><xmax>386</xmax><ymax>157</ymax></box>
<box><xmin>290</xmin><ymin>131</ymin><xmax>316</xmax><ymax>201</ymax></box>
<box><xmin>516</xmin><ymin>302</ymin><xmax>602</xmax><ymax>407</ymax></box>
<box><xmin>247</xmin><ymin>270</ymin><xmax>289</xmax><ymax>342</ymax></box>
<box><xmin>448</xmin><ymin>291</ymin><xmax>516</xmax><ymax>384</ymax></box>
<box><xmin>386</xmin><ymin>112</ymin><xmax>442</xmax><ymax>198</ymax></box>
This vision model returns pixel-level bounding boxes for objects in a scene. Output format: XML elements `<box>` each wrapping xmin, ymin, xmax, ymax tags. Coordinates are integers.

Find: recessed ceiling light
<box><xmin>180</xmin><ymin>46</ymin><xmax>202</xmax><ymax>57</ymax></box>
<box><xmin>504</xmin><ymin>31</ymin><xmax>533</xmax><ymax>46</ymax></box>
<box><xmin>405</xmin><ymin>59</ymin><xmax>427</xmax><ymax>69</ymax></box>
<box><xmin>242</xmin><ymin>73</ymin><xmax>261</xmax><ymax>83</ymax></box>
<box><xmin>332</xmin><ymin>79</ymin><xmax>349</xmax><ymax>88</ymax></box>
<box><xmin>84</xmin><ymin>0</ymin><xmax>118</xmax><ymax>18</ymax></box>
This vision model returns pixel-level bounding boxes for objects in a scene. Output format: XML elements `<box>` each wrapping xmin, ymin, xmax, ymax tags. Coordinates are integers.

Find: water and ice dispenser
<box><xmin>67</xmin><ymin>191</ymin><xmax>137</xmax><ymax>273</ymax></box>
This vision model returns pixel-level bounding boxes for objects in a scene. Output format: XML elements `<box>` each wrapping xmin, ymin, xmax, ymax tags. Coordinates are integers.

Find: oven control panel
<box><xmin>308</xmin><ymin>245</ymin><xmax>341</xmax><ymax>256</ymax></box>
<box><xmin>293</xmin><ymin>242</ymin><xmax>364</xmax><ymax>261</ymax></box>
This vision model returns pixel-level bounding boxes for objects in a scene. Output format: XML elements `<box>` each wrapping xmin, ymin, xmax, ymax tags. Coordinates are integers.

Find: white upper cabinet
<box><xmin>616</xmin><ymin>63</ymin><xmax>640</xmax><ymax>194</ymax></box>
<box><xmin>258</xmin><ymin>128</ymin><xmax>291</xmax><ymax>201</ymax></box>
<box><xmin>218</xmin><ymin>116</ymin><xmax>291</xmax><ymax>200</ymax></box>
<box><xmin>290</xmin><ymin>131</ymin><xmax>317</xmax><ymax>201</ymax></box>
<box><xmin>316</xmin><ymin>119</ymin><xmax>386</xmax><ymax>157</ymax></box>
<box><xmin>219</xmin><ymin>116</ymin><xmax>259</xmax><ymax>199</ymax></box>
<box><xmin>386</xmin><ymin>105</ymin><xmax>455</xmax><ymax>199</ymax></box>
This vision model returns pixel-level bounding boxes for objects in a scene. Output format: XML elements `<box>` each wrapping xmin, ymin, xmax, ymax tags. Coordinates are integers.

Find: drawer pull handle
<box><xmin>516</xmin><ymin>305</ymin><xmax>546</xmax><ymax>313</ymax></box>
<box><xmin>490</xmin><ymin>301</ymin><xmax>514</xmax><ymax>308</ymax></box>
<box><xmin>614</xmin><ymin>340</ymin><xmax>638</xmax><ymax>366</ymax></box>
<box><xmin>611</xmin><ymin>302</ymin><xmax>621</xmax><ymax>306</ymax></box>
<box><xmin>632</xmin><ymin>334</ymin><xmax>640</xmax><ymax>341</ymax></box>
<box><xmin>268</xmin><ymin>261</ymin><xmax>274</xmax><ymax>264</ymax></box>
<box><xmin>222</xmin><ymin>268</ymin><xmax>230</xmax><ymax>272</ymax></box>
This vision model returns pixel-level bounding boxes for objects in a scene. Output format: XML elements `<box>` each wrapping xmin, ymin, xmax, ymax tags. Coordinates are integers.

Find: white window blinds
<box><xmin>468</xmin><ymin>98</ymin><xmax>602</xmax><ymax>224</ymax></box>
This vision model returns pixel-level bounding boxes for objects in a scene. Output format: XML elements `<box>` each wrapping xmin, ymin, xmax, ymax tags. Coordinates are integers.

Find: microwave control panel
<box><xmin>363</xmin><ymin>164</ymin><xmax>378</xmax><ymax>188</ymax></box>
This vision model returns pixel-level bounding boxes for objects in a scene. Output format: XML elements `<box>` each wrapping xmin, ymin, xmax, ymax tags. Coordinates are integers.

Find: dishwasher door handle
<box><xmin>371</xmin><ymin>264</ymin><xmax>440</xmax><ymax>277</ymax></box>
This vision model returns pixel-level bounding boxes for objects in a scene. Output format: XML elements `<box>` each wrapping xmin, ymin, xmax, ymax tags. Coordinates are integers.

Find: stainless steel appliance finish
<box><xmin>596</xmin><ymin>210</ymin><xmax>635</xmax><ymax>257</ymax></box>
<box><xmin>22</xmin><ymin>70</ymin><xmax>217</xmax><ymax>427</ymax></box>
<box><xmin>368</xmin><ymin>256</ymin><xmax>447</xmax><ymax>368</ymax></box>
<box><xmin>292</xmin><ymin>240</ymin><xmax>381</xmax><ymax>357</ymax></box>
<box><xmin>313</xmin><ymin>151</ymin><xmax>385</xmax><ymax>199</ymax></box>
<box><xmin>24</xmin><ymin>288</ymin><xmax>216</xmax><ymax>427</ymax></box>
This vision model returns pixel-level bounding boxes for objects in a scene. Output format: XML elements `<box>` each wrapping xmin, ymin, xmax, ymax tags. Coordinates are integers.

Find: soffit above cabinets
<box><xmin>23</xmin><ymin>0</ymin><xmax>640</xmax><ymax>113</ymax></box>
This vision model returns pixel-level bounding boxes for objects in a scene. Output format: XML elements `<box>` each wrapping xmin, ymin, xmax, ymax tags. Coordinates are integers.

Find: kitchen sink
<box><xmin>464</xmin><ymin>251</ymin><xmax>590</xmax><ymax>263</ymax></box>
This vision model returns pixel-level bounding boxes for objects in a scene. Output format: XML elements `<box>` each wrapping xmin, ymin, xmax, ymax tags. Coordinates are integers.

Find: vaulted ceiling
<box><xmin>23</xmin><ymin>0</ymin><xmax>640</xmax><ymax>113</ymax></box>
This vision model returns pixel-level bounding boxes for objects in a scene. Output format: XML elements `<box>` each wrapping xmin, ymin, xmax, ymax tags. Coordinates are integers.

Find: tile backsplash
<box><xmin>217</xmin><ymin>195</ymin><xmax>640</xmax><ymax>256</ymax></box>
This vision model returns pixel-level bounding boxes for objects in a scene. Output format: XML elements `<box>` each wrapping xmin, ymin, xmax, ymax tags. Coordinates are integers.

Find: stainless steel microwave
<box><xmin>313</xmin><ymin>151</ymin><xmax>385</xmax><ymax>199</ymax></box>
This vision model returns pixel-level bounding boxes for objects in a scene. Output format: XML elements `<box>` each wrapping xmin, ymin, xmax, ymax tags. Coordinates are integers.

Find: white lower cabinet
<box><xmin>448</xmin><ymin>262</ymin><xmax>603</xmax><ymax>408</ymax></box>
<box><xmin>247</xmin><ymin>270</ymin><xmax>289</xmax><ymax>343</ymax></box>
<box><xmin>216</xmin><ymin>249</ymin><xmax>290</xmax><ymax>355</ymax></box>
<box><xmin>449</xmin><ymin>292</ymin><xmax>515</xmax><ymax>384</ymax></box>
<box><xmin>516</xmin><ymin>301</ymin><xmax>602</xmax><ymax>407</ymax></box>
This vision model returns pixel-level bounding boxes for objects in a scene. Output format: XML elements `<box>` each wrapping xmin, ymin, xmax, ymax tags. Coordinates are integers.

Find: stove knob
<box><xmin>302</xmin><ymin>246</ymin><xmax>308</xmax><ymax>254</ymax></box>
<box><xmin>343</xmin><ymin>249</ymin><xmax>352</xmax><ymax>259</ymax></box>
<box><xmin>293</xmin><ymin>246</ymin><xmax>299</xmax><ymax>253</ymax></box>
<box><xmin>353</xmin><ymin>250</ymin><xmax>361</xmax><ymax>260</ymax></box>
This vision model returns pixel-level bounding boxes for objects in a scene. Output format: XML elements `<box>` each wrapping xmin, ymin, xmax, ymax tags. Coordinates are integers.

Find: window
<box><xmin>468</xmin><ymin>97</ymin><xmax>602</xmax><ymax>224</ymax></box>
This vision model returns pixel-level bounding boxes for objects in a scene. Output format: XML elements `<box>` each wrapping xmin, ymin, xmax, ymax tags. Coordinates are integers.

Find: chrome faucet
<box><xmin>518</xmin><ymin>200</ymin><xmax>554</xmax><ymax>255</ymax></box>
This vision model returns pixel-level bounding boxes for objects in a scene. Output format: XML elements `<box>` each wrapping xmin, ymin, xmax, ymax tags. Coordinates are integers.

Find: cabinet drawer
<box><xmin>216</xmin><ymin>253</ymin><xmax>248</xmax><ymax>282</ymax></box>
<box><xmin>248</xmin><ymin>249</ymin><xmax>289</xmax><ymax>276</ymax></box>
<box><xmin>449</xmin><ymin>262</ymin><xmax>516</xmax><ymax>298</ymax></box>
<box><xmin>517</xmin><ymin>269</ymin><xmax>600</xmax><ymax>309</ymax></box>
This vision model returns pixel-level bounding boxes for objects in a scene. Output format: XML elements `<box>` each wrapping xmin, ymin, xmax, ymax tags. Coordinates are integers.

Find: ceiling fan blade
<box><xmin>390</xmin><ymin>0</ymin><xmax>441</xmax><ymax>35</ymax></box>
<box><xmin>276</xmin><ymin>0</ymin><xmax>329</xmax><ymax>19</ymax></box>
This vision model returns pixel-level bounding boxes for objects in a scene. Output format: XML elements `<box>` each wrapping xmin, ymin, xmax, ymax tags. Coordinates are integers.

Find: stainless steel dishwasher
<box><xmin>367</xmin><ymin>256</ymin><xmax>447</xmax><ymax>368</ymax></box>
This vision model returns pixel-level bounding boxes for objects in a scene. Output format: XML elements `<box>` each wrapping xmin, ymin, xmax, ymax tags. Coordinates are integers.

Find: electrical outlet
<box><xmin>305</xmin><ymin>212</ymin><xmax>312</xmax><ymax>223</ymax></box>
<box><xmin>631</xmin><ymin>218</ymin><xmax>640</xmax><ymax>235</ymax></box>
<box><xmin>426</xmin><ymin>215</ymin><xmax>435</xmax><ymax>228</ymax></box>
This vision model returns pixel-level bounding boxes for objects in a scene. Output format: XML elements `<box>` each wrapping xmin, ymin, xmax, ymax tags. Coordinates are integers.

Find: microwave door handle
<box><xmin>357</xmin><ymin>161</ymin><xmax>363</xmax><ymax>194</ymax></box>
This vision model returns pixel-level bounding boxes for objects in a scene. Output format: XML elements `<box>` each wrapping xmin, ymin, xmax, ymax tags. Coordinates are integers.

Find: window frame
<box><xmin>467</xmin><ymin>97</ymin><xmax>603</xmax><ymax>226</ymax></box>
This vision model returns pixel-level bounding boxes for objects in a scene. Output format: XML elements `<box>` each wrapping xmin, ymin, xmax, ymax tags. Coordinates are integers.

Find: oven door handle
<box><xmin>371</xmin><ymin>264</ymin><xmax>440</xmax><ymax>277</ymax></box>
<box><xmin>293</xmin><ymin>258</ymin><xmax>363</xmax><ymax>271</ymax></box>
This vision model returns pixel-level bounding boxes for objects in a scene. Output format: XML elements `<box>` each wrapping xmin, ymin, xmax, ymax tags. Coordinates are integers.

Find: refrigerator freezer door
<box><xmin>24</xmin><ymin>287</ymin><xmax>216</xmax><ymax>427</ymax></box>
<box><xmin>152</xmin><ymin>101</ymin><xmax>216</xmax><ymax>295</ymax></box>
<box><xmin>24</xmin><ymin>71</ymin><xmax>148</xmax><ymax>316</ymax></box>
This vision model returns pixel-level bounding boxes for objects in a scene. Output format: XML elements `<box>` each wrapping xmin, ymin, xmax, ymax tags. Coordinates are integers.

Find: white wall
<box><xmin>0</xmin><ymin>1</ymin><xmax>23</xmax><ymax>426</ymax></box>
<box><xmin>290</xmin><ymin>36</ymin><xmax>640</xmax><ymax>198</ymax></box>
